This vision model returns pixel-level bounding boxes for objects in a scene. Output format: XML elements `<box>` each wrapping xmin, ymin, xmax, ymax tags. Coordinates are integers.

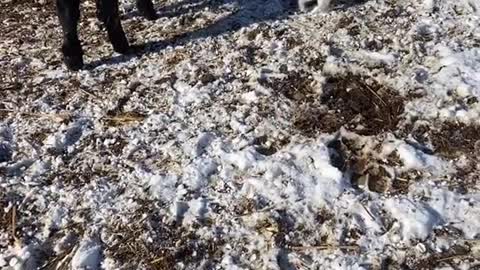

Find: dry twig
<box><xmin>289</xmin><ymin>244</ymin><xmax>360</xmax><ymax>251</ymax></box>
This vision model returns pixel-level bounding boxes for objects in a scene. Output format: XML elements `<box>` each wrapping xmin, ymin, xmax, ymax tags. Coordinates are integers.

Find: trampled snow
<box><xmin>1</xmin><ymin>0</ymin><xmax>480</xmax><ymax>269</ymax></box>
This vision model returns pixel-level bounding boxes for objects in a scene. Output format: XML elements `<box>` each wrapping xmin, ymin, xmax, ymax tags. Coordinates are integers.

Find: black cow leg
<box><xmin>136</xmin><ymin>0</ymin><xmax>158</xmax><ymax>20</ymax></box>
<box><xmin>56</xmin><ymin>0</ymin><xmax>83</xmax><ymax>70</ymax></box>
<box><xmin>96</xmin><ymin>0</ymin><xmax>130</xmax><ymax>54</ymax></box>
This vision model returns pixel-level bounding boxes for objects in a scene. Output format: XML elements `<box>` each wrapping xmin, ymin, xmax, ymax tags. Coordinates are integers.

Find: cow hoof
<box><xmin>113</xmin><ymin>42</ymin><xmax>130</xmax><ymax>54</ymax></box>
<box><xmin>64</xmin><ymin>55</ymin><xmax>84</xmax><ymax>71</ymax></box>
<box><xmin>110</xmin><ymin>34</ymin><xmax>130</xmax><ymax>54</ymax></box>
<box><xmin>137</xmin><ymin>0</ymin><xmax>158</xmax><ymax>20</ymax></box>
<box><xmin>142</xmin><ymin>10</ymin><xmax>158</xmax><ymax>21</ymax></box>
<box><xmin>62</xmin><ymin>43</ymin><xmax>84</xmax><ymax>71</ymax></box>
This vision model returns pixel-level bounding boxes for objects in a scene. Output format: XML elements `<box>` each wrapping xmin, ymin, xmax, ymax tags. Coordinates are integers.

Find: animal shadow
<box><xmin>87</xmin><ymin>0</ymin><xmax>367</xmax><ymax>69</ymax></box>
<box><xmin>86</xmin><ymin>0</ymin><xmax>297</xmax><ymax>69</ymax></box>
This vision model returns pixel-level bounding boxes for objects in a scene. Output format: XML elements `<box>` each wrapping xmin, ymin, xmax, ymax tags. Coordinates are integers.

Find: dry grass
<box><xmin>403</xmin><ymin>245</ymin><xmax>472</xmax><ymax>269</ymax></box>
<box><xmin>103</xmin><ymin>111</ymin><xmax>147</xmax><ymax>126</ymax></box>
<box><xmin>103</xmin><ymin>199</ymin><xmax>225</xmax><ymax>269</ymax></box>
<box><xmin>0</xmin><ymin>188</ymin><xmax>21</xmax><ymax>247</ymax></box>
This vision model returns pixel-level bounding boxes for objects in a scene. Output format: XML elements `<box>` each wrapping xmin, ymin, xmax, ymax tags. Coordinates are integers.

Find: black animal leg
<box><xmin>56</xmin><ymin>0</ymin><xmax>83</xmax><ymax>70</ymax></box>
<box><xmin>96</xmin><ymin>0</ymin><xmax>130</xmax><ymax>54</ymax></box>
<box><xmin>136</xmin><ymin>0</ymin><xmax>158</xmax><ymax>20</ymax></box>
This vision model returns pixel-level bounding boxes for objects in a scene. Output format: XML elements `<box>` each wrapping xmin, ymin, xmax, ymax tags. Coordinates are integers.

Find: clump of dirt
<box><xmin>251</xmin><ymin>135</ymin><xmax>290</xmax><ymax>157</ymax></box>
<box><xmin>314</xmin><ymin>208</ymin><xmax>335</xmax><ymax>225</ymax></box>
<box><xmin>328</xmin><ymin>137</ymin><xmax>420</xmax><ymax>194</ymax></box>
<box><xmin>431</xmin><ymin>122</ymin><xmax>480</xmax><ymax>158</ymax></box>
<box><xmin>357</xmin><ymin>164</ymin><xmax>391</xmax><ymax>193</ymax></box>
<box><xmin>0</xmin><ymin>103</ymin><xmax>9</xmax><ymax>121</ymax></box>
<box><xmin>271</xmin><ymin>73</ymin><xmax>405</xmax><ymax>137</ymax></box>
<box><xmin>319</xmin><ymin>74</ymin><xmax>404</xmax><ymax>136</ymax></box>
<box><xmin>340</xmin><ymin>150</ymin><xmax>394</xmax><ymax>194</ymax></box>
<box><xmin>328</xmin><ymin>138</ymin><xmax>391</xmax><ymax>192</ymax></box>
<box><xmin>259</xmin><ymin>70</ymin><xmax>316</xmax><ymax>102</ymax></box>
<box><xmin>392</xmin><ymin>170</ymin><xmax>422</xmax><ymax>194</ymax></box>
<box><xmin>400</xmin><ymin>121</ymin><xmax>432</xmax><ymax>146</ymax></box>
<box><xmin>233</xmin><ymin>197</ymin><xmax>259</xmax><ymax>216</ymax></box>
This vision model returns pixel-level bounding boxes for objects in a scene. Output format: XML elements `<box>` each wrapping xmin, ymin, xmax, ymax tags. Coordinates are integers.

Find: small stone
<box><xmin>0</xmin><ymin>143</ymin><xmax>12</xmax><ymax>163</ymax></box>
<box><xmin>128</xmin><ymin>81</ymin><xmax>141</xmax><ymax>91</ymax></box>
<box><xmin>456</xmin><ymin>83</ymin><xmax>472</xmax><ymax>97</ymax></box>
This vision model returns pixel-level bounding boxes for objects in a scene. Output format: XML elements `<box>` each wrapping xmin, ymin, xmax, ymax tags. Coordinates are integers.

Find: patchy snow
<box><xmin>384</xmin><ymin>197</ymin><xmax>441</xmax><ymax>243</ymax></box>
<box><xmin>382</xmin><ymin>139</ymin><xmax>452</xmax><ymax>173</ymax></box>
<box><xmin>71</xmin><ymin>239</ymin><xmax>102</xmax><ymax>270</ymax></box>
<box><xmin>1</xmin><ymin>0</ymin><xmax>480</xmax><ymax>268</ymax></box>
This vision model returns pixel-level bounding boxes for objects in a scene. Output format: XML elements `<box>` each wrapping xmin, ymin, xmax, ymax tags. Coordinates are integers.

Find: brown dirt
<box><xmin>328</xmin><ymin>138</ymin><xmax>392</xmax><ymax>193</ymax></box>
<box><xmin>259</xmin><ymin>70</ymin><xmax>316</xmax><ymax>102</ymax></box>
<box><xmin>430</xmin><ymin>122</ymin><xmax>480</xmax><ymax>158</ymax></box>
<box><xmin>262</xmin><ymin>72</ymin><xmax>405</xmax><ymax>137</ymax></box>
<box><xmin>401</xmin><ymin>120</ymin><xmax>480</xmax><ymax>192</ymax></box>
<box><xmin>328</xmin><ymin>137</ymin><xmax>423</xmax><ymax>194</ymax></box>
<box><xmin>402</xmin><ymin>120</ymin><xmax>480</xmax><ymax>158</ymax></box>
<box><xmin>316</xmin><ymin>74</ymin><xmax>404</xmax><ymax>136</ymax></box>
<box><xmin>391</xmin><ymin>170</ymin><xmax>422</xmax><ymax>194</ymax></box>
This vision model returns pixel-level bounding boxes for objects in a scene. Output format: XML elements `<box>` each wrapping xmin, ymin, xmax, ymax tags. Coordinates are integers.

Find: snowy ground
<box><xmin>1</xmin><ymin>0</ymin><xmax>480</xmax><ymax>269</ymax></box>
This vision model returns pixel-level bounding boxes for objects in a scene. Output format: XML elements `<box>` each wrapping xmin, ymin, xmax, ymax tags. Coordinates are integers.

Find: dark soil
<box><xmin>315</xmin><ymin>74</ymin><xmax>405</xmax><ymax>136</ymax></box>
<box><xmin>430</xmin><ymin>122</ymin><xmax>480</xmax><ymax>158</ymax></box>
<box><xmin>262</xmin><ymin>72</ymin><xmax>405</xmax><ymax>137</ymax></box>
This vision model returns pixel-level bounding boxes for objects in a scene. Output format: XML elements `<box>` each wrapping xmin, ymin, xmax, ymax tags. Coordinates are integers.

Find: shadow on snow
<box><xmin>85</xmin><ymin>0</ymin><xmax>298</xmax><ymax>69</ymax></box>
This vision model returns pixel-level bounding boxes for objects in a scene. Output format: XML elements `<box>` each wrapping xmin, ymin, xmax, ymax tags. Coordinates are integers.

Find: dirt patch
<box><xmin>251</xmin><ymin>135</ymin><xmax>290</xmax><ymax>157</ymax></box>
<box><xmin>430</xmin><ymin>122</ymin><xmax>480</xmax><ymax>158</ymax></box>
<box><xmin>259</xmin><ymin>70</ymin><xmax>316</xmax><ymax>103</ymax></box>
<box><xmin>105</xmin><ymin>212</ymin><xmax>174</xmax><ymax>269</ymax></box>
<box><xmin>0</xmin><ymin>0</ymin><xmax>56</xmax><ymax>41</ymax></box>
<box><xmin>327</xmin><ymin>138</ymin><xmax>390</xmax><ymax>192</ymax></box>
<box><xmin>400</xmin><ymin>121</ymin><xmax>480</xmax><ymax>192</ymax></box>
<box><xmin>263</xmin><ymin>72</ymin><xmax>405</xmax><ymax>137</ymax></box>
<box><xmin>104</xmin><ymin>200</ymin><xmax>225</xmax><ymax>269</ymax></box>
<box><xmin>328</xmin><ymin>137</ymin><xmax>422</xmax><ymax>194</ymax></box>
<box><xmin>316</xmin><ymin>74</ymin><xmax>404</xmax><ymax>136</ymax></box>
<box><xmin>1</xmin><ymin>192</ymin><xmax>44</xmax><ymax>246</ymax></box>
<box><xmin>451</xmin><ymin>161</ymin><xmax>480</xmax><ymax>193</ymax></box>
